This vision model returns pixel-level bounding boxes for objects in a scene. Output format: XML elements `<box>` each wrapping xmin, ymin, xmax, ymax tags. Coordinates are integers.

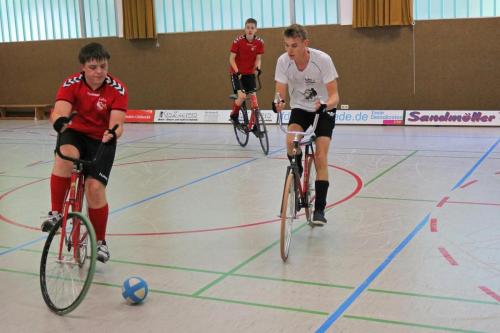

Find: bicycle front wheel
<box><xmin>40</xmin><ymin>211</ymin><xmax>96</xmax><ymax>315</ymax></box>
<box><xmin>280</xmin><ymin>172</ymin><xmax>297</xmax><ymax>262</ymax></box>
<box><xmin>255</xmin><ymin>110</ymin><xmax>269</xmax><ymax>155</ymax></box>
<box><xmin>233</xmin><ymin>106</ymin><xmax>249</xmax><ymax>147</ymax></box>
<box><xmin>304</xmin><ymin>156</ymin><xmax>317</xmax><ymax>223</ymax></box>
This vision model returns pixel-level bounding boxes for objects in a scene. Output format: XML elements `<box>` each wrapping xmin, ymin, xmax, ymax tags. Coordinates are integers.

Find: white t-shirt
<box><xmin>275</xmin><ymin>47</ymin><xmax>338</xmax><ymax>112</ymax></box>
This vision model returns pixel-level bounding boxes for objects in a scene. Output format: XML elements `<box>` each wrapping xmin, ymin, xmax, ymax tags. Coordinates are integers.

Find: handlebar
<box><xmin>277</xmin><ymin>106</ymin><xmax>337</xmax><ymax>144</ymax></box>
<box><xmin>55</xmin><ymin>113</ymin><xmax>119</xmax><ymax>166</ymax></box>
<box><xmin>238</xmin><ymin>69</ymin><xmax>262</xmax><ymax>94</ymax></box>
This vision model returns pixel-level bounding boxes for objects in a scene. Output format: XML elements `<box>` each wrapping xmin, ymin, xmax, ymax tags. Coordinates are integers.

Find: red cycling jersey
<box><xmin>229</xmin><ymin>35</ymin><xmax>264</xmax><ymax>75</ymax></box>
<box><xmin>55</xmin><ymin>72</ymin><xmax>128</xmax><ymax>140</ymax></box>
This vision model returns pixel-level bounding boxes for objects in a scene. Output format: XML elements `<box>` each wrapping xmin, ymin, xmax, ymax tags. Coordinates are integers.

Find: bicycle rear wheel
<box><xmin>233</xmin><ymin>106</ymin><xmax>249</xmax><ymax>147</ymax></box>
<box><xmin>280</xmin><ymin>172</ymin><xmax>297</xmax><ymax>262</ymax></box>
<box><xmin>255</xmin><ymin>110</ymin><xmax>269</xmax><ymax>155</ymax></box>
<box><xmin>40</xmin><ymin>211</ymin><xmax>96</xmax><ymax>315</ymax></box>
<box><xmin>304</xmin><ymin>156</ymin><xmax>317</xmax><ymax>223</ymax></box>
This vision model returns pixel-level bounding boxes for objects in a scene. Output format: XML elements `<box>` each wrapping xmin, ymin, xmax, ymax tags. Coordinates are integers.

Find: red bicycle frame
<box><xmin>246</xmin><ymin>93</ymin><xmax>259</xmax><ymax>130</ymax></box>
<box><xmin>57</xmin><ymin>164</ymin><xmax>85</xmax><ymax>262</ymax></box>
<box><xmin>302</xmin><ymin>144</ymin><xmax>315</xmax><ymax>196</ymax></box>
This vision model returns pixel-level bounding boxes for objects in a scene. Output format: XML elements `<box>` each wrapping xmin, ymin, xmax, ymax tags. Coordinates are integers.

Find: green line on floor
<box><xmin>191</xmin><ymin>222</ymin><xmax>309</xmax><ymax>296</ymax></box>
<box><xmin>0</xmin><ymin>266</ymin><xmax>489</xmax><ymax>332</ymax></box>
<box><xmin>344</xmin><ymin>315</ymin><xmax>487</xmax><ymax>333</ymax></box>
<box><xmin>2</xmin><ymin>245</ymin><xmax>498</xmax><ymax>307</ymax></box>
<box><xmin>364</xmin><ymin>150</ymin><xmax>418</xmax><ymax>187</ymax></box>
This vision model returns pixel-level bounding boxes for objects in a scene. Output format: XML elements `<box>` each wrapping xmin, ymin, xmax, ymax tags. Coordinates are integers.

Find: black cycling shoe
<box><xmin>311</xmin><ymin>210</ymin><xmax>327</xmax><ymax>227</ymax></box>
<box><xmin>229</xmin><ymin>114</ymin><xmax>239</xmax><ymax>124</ymax></box>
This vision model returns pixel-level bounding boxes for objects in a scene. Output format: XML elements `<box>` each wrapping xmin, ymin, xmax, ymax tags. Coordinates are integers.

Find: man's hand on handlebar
<box><xmin>315</xmin><ymin>101</ymin><xmax>328</xmax><ymax>114</ymax></box>
<box><xmin>272</xmin><ymin>99</ymin><xmax>285</xmax><ymax>113</ymax></box>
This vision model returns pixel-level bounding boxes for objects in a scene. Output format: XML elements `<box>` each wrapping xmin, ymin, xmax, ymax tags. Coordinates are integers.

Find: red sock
<box><xmin>50</xmin><ymin>174</ymin><xmax>71</xmax><ymax>212</ymax></box>
<box><xmin>231</xmin><ymin>102</ymin><xmax>240</xmax><ymax>116</ymax></box>
<box><xmin>88</xmin><ymin>204</ymin><xmax>109</xmax><ymax>241</ymax></box>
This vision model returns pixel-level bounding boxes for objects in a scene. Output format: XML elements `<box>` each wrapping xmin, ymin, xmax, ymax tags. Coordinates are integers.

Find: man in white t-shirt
<box><xmin>273</xmin><ymin>24</ymin><xmax>339</xmax><ymax>226</ymax></box>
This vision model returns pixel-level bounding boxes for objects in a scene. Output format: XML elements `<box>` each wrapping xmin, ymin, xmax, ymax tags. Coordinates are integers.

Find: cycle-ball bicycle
<box><xmin>230</xmin><ymin>70</ymin><xmax>269</xmax><ymax>155</ymax></box>
<box><xmin>40</xmin><ymin>116</ymin><xmax>118</xmax><ymax>315</ymax></box>
<box><xmin>277</xmin><ymin>106</ymin><xmax>334</xmax><ymax>262</ymax></box>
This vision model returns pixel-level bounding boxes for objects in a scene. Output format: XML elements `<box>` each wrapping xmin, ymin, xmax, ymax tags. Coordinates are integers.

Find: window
<box><xmin>154</xmin><ymin>0</ymin><xmax>338</xmax><ymax>34</ymax></box>
<box><xmin>414</xmin><ymin>0</ymin><xmax>500</xmax><ymax>20</ymax></box>
<box><xmin>0</xmin><ymin>0</ymin><xmax>117</xmax><ymax>43</ymax></box>
<box><xmin>294</xmin><ymin>0</ymin><xmax>338</xmax><ymax>25</ymax></box>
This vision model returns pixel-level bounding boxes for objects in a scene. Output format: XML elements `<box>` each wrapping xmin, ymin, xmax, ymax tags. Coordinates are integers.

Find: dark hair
<box><xmin>78</xmin><ymin>42</ymin><xmax>110</xmax><ymax>64</ymax></box>
<box><xmin>284</xmin><ymin>24</ymin><xmax>308</xmax><ymax>40</ymax></box>
<box><xmin>245</xmin><ymin>18</ymin><xmax>257</xmax><ymax>27</ymax></box>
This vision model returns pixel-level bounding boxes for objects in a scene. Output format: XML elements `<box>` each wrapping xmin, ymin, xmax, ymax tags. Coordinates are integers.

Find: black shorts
<box><xmin>58</xmin><ymin>129</ymin><xmax>116</xmax><ymax>186</ymax></box>
<box><xmin>231</xmin><ymin>74</ymin><xmax>256</xmax><ymax>93</ymax></box>
<box><xmin>289</xmin><ymin>108</ymin><xmax>336</xmax><ymax>138</ymax></box>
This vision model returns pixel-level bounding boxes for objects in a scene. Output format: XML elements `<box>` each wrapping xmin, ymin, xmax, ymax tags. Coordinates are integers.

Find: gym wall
<box><xmin>0</xmin><ymin>17</ymin><xmax>498</xmax><ymax>110</ymax></box>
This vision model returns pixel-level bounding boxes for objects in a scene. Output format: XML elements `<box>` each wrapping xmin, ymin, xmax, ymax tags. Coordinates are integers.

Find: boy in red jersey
<box><xmin>41</xmin><ymin>42</ymin><xmax>128</xmax><ymax>263</ymax></box>
<box><xmin>229</xmin><ymin>18</ymin><xmax>264</xmax><ymax>124</ymax></box>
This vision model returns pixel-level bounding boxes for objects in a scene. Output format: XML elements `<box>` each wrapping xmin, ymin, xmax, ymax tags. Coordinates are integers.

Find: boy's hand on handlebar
<box><xmin>53</xmin><ymin>116</ymin><xmax>71</xmax><ymax>133</ymax></box>
<box><xmin>102</xmin><ymin>125</ymin><xmax>118</xmax><ymax>145</ymax></box>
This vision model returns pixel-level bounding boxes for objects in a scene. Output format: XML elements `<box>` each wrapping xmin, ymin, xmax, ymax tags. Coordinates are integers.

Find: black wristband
<box><xmin>53</xmin><ymin>116</ymin><xmax>70</xmax><ymax>133</ymax></box>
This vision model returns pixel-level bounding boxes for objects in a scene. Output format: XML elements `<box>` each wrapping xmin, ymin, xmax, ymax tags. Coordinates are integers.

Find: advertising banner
<box><xmin>125</xmin><ymin>110</ymin><xmax>155</xmax><ymax>123</ymax></box>
<box><xmin>405</xmin><ymin>110</ymin><xmax>500</xmax><ymax>126</ymax></box>
<box><xmin>335</xmin><ymin>110</ymin><xmax>404</xmax><ymax>125</ymax></box>
<box><xmin>154</xmin><ymin>110</ymin><xmax>278</xmax><ymax>124</ymax></box>
<box><xmin>278</xmin><ymin>110</ymin><xmax>404</xmax><ymax>125</ymax></box>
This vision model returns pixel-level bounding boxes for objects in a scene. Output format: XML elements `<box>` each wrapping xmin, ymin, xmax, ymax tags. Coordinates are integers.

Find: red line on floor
<box><xmin>459</xmin><ymin>179</ymin><xmax>478</xmax><ymax>189</ymax></box>
<box><xmin>479</xmin><ymin>286</ymin><xmax>500</xmax><ymax>302</ymax></box>
<box><xmin>430</xmin><ymin>218</ymin><xmax>438</xmax><ymax>232</ymax></box>
<box><xmin>437</xmin><ymin>196</ymin><xmax>449</xmax><ymax>208</ymax></box>
<box><xmin>0</xmin><ymin>178</ymin><xmax>48</xmax><ymax>231</ymax></box>
<box><xmin>438</xmin><ymin>247</ymin><xmax>458</xmax><ymax>266</ymax></box>
<box><xmin>108</xmin><ymin>164</ymin><xmax>364</xmax><ymax>237</ymax></box>
<box><xmin>446</xmin><ymin>200</ymin><xmax>500</xmax><ymax>207</ymax></box>
<box><xmin>0</xmin><ymin>159</ymin><xmax>364</xmax><ymax>237</ymax></box>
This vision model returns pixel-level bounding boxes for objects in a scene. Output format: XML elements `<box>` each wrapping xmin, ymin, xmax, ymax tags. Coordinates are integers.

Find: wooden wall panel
<box><xmin>1</xmin><ymin>18</ymin><xmax>499</xmax><ymax>110</ymax></box>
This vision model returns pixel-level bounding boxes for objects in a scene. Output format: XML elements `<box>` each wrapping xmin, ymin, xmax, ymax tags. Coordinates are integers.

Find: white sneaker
<box><xmin>97</xmin><ymin>240</ymin><xmax>110</xmax><ymax>263</ymax></box>
<box><xmin>41</xmin><ymin>211</ymin><xmax>61</xmax><ymax>232</ymax></box>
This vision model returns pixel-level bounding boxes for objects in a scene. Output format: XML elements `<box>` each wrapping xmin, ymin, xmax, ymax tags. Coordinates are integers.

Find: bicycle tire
<box><xmin>304</xmin><ymin>156</ymin><xmax>316</xmax><ymax>223</ymax></box>
<box><xmin>233</xmin><ymin>106</ymin><xmax>249</xmax><ymax>147</ymax></box>
<box><xmin>255</xmin><ymin>110</ymin><xmax>269</xmax><ymax>155</ymax></box>
<box><xmin>280</xmin><ymin>172</ymin><xmax>297</xmax><ymax>262</ymax></box>
<box><xmin>40</xmin><ymin>211</ymin><xmax>96</xmax><ymax>315</ymax></box>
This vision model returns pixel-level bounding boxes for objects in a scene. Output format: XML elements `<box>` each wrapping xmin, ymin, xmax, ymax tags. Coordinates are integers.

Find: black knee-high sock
<box><xmin>315</xmin><ymin>180</ymin><xmax>329</xmax><ymax>211</ymax></box>
<box><xmin>287</xmin><ymin>152</ymin><xmax>303</xmax><ymax>175</ymax></box>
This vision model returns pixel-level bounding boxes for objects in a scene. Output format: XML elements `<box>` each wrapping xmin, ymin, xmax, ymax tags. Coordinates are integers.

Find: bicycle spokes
<box><xmin>40</xmin><ymin>212</ymin><xmax>96</xmax><ymax>315</ymax></box>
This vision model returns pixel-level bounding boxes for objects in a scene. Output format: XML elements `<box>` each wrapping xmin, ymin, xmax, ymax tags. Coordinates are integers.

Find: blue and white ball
<box><xmin>122</xmin><ymin>276</ymin><xmax>148</xmax><ymax>304</ymax></box>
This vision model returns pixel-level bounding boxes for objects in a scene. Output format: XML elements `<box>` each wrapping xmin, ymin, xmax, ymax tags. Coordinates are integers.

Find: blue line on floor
<box><xmin>316</xmin><ymin>214</ymin><xmax>430</xmax><ymax>332</ymax></box>
<box><xmin>1</xmin><ymin>145</ymin><xmax>284</xmax><ymax>256</ymax></box>
<box><xmin>0</xmin><ymin>235</ymin><xmax>47</xmax><ymax>256</ymax></box>
<box><xmin>451</xmin><ymin>137</ymin><xmax>500</xmax><ymax>191</ymax></box>
<box><xmin>316</xmin><ymin>137</ymin><xmax>500</xmax><ymax>332</ymax></box>
<box><xmin>110</xmin><ymin>146</ymin><xmax>285</xmax><ymax>215</ymax></box>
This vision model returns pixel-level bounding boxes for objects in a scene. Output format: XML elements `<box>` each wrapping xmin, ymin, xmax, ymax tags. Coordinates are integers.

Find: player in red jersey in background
<box><xmin>228</xmin><ymin>18</ymin><xmax>264</xmax><ymax>125</ymax></box>
<box><xmin>41</xmin><ymin>42</ymin><xmax>128</xmax><ymax>263</ymax></box>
